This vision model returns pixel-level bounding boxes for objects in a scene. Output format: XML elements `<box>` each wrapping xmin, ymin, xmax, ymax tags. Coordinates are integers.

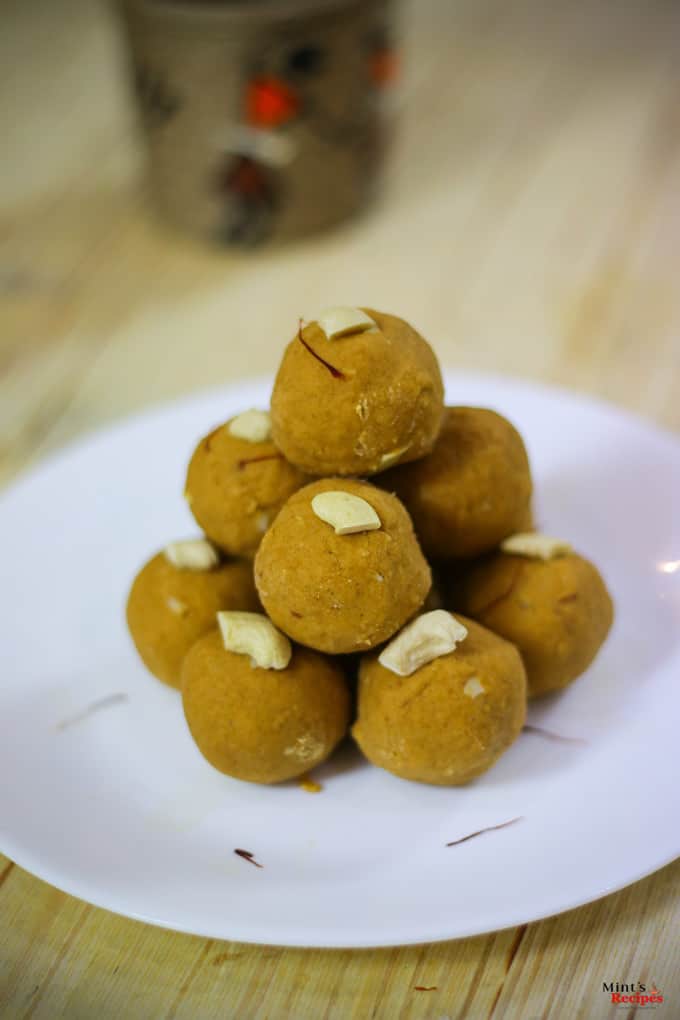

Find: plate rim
<box><xmin>2</xmin><ymin>371</ymin><xmax>678</xmax><ymax>502</ymax></box>
<box><xmin>1</xmin><ymin>824</ymin><xmax>678</xmax><ymax>948</ymax></box>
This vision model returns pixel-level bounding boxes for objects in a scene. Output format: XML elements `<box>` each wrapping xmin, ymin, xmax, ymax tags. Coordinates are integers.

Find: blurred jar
<box><xmin>118</xmin><ymin>0</ymin><xmax>399</xmax><ymax>246</ymax></box>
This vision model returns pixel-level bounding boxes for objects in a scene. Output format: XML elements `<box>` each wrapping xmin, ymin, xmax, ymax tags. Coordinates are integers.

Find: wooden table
<box><xmin>2</xmin><ymin>0</ymin><xmax>679</xmax><ymax>1016</ymax></box>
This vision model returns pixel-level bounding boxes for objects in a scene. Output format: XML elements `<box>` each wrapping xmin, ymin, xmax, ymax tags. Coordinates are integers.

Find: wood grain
<box><xmin>1</xmin><ymin>0</ymin><xmax>679</xmax><ymax>1016</ymax></box>
<box><xmin>2</xmin><ymin>855</ymin><xmax>678</xmax><ymax>1019</ymax></box>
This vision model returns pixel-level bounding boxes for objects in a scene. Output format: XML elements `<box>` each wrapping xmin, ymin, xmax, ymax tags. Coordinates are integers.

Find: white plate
<box><xmin>1</xmin><ymin>374</ymin><xmax>679</xmax><ymax>948</ymax></box>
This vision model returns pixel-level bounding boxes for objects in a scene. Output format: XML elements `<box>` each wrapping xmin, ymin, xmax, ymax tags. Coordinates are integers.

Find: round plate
<box><xmin>1</xmin><ymin>374</ymin><xmax>678</xmax><ymax>948</ymax></box>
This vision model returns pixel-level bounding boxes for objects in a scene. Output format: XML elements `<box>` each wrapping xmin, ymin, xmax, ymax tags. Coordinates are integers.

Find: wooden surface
<box><xmin>2</xmin><ymin>0</ymin><xmax>679</xmax><ymax>1016</ymax></box>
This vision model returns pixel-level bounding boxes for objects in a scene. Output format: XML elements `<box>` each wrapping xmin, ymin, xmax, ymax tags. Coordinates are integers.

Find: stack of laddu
<box><xmin>127</xmin><ymin>308</ymin><xmax>613</xmax><ymax>786</ymax></box>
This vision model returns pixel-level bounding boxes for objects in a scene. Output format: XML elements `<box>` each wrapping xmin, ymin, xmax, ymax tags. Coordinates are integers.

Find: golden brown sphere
<box><xmin>270</xmin><ymin>309</ymin><xmax>444</xmax><ymax>476</ymax></box>
<box><xmin>182</xmin><ymin>631</ymin><xmax>350</xmax><ymax>783</ymax></box>
<box><xmin>380</xmin><ymin>407</ymin><xmax>532</xmax><ymax>559</ymax></box>
<box><xmin>453</xmin><ymin>551</ymin><xmax>614</xmax><ymax>697</ymax></box>
<box><xmin>185</xmin><ymin>418</ymin><xmax>308</xmax><ymax>557</ymax></box>
<box><xmin>126</xmin><ymin>551</ymin><xmax>259</xmax><ymax>688</ymax></box>
<box><xmin>254</xmin><ymin>478</ymin><xmax>431</xmax><ymax>654</ymax></box>
<box><xmin>353</xmin><ymin>616</ymin><xmax>526</xmax><ymax>785</ymax></box>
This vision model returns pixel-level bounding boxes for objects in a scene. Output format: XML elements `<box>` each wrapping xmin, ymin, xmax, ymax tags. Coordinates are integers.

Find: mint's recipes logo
<box><xmin>603</xmin><ymin>982</ymin><xmax>664</xmax><ymax>1009</ymax></box>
